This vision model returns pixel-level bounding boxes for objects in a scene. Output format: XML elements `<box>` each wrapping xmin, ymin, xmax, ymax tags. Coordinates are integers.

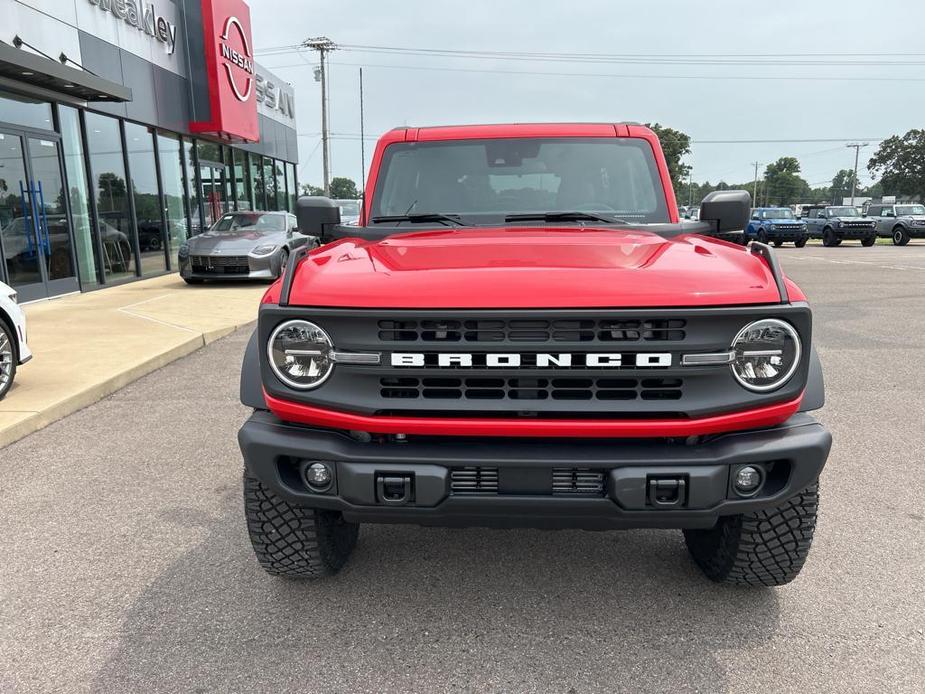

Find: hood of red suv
<box><xmin>273</xmin><ymin>227</ymin><xmax>794</xmax><ymax>308</ymax></box>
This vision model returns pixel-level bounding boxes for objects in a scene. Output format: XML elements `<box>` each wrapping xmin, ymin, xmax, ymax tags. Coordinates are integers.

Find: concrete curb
<box><xmin>0</xmin><ymin>323</ymin><xmax>250</xmax><ymax>450</ymax></box>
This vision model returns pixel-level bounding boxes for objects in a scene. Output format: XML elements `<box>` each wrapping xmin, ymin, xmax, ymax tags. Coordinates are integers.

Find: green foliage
<box><xmin>868</xmin><ymin>130</ymin><xmax>925</xmax><ymax>201</ymax></box>
<box><xmin>300</xmin><ymin>183</ymin><xmax>324</xmax><ymax>196</ymax></box>
<box><xmin>646</xmin><ymin>123</ymin><xmax>691</xmax><ymax>195</ymax></box>
<box><xmin>762</xmin><ymin>157</ymin><xmax>810</xmax><ymax>206</ymax></box>
<box><xmin>329</xmin><ymin>177</ymin><xmax>359</xmax><ymax>200</ymax></box>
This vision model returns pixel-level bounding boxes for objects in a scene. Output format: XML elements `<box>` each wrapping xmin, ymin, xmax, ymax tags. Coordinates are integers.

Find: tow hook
<box><xmin>376</xmin><ymin>474</ymin><xmax>414</xmax><ymax>505</ymax></box>
<box><xmin>647</xmin><ymin>476</ymin><xmax>688</xmax><ymax>508</ymax></box>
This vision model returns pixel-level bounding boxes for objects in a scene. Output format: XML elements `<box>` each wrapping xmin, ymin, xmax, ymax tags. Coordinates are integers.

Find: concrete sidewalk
<box><xmin>0</xmin><ymin>274</ymin><xmax>265</xmax><ymax>449</ymax></box>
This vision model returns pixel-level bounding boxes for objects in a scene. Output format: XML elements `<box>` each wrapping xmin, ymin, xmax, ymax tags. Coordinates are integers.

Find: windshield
<box><xmin>371</xmin><ymin>137</ymin><xmax>670</xmax><ymax>224</ymax></box>
<box><xmin>761</xmin><ymin>208</ymin><xmax>794</xmax><ymax>219</ymax></box>
<box><xmin>336</xmin><ymin>200</ymin><xmax>361</xmax><ymax>217</ymax></box>
<box><xmin>897</xmin><ymin>205</ymin><xmax>925</xmax><ymax>216</ymax></box>
<box><xmin>828</xmin><ymin>207</ymin><xmax>860</xmax><ymax>217</ymax></box>
<box><xmin>212</xmin><ymin>213</ymin><xmax>286</xmax><ymax>233</ymax></box>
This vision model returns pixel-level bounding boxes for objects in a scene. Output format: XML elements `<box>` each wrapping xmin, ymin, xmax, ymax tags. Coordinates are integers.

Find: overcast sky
<box><xmin>252</xmin><ymin>0</ymin><xmax>924</xmax><ymax>194</ymax></box>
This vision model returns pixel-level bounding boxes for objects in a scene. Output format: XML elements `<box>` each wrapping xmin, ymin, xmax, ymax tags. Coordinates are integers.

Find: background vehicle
<box><xmin>0</xmin><ymin>281</ymin><xmax>31</xmax><ymax>400</ymax></box>
<box><xmin>801</xmin><ymin>205</ymin><xmax>877</xmax><ymax>247</ymax></box>
<box><xmin>745</xmin><ymin>207</ymin><xmax>809</xmax><ymax>247</ymax></box>
<box><xmin>238</xmin><ymin>123</ymin><xmax>830</xmax><ymax>587</ymax></box>
<box><xmin>866</xmin><ymin>202</ymin><xmax>925</xmax><ymax>246</ymax></box>
<box><xmin>177</xmin><ymin>211</ymin><xmax>317</xmax><ymax>284</ymax></box>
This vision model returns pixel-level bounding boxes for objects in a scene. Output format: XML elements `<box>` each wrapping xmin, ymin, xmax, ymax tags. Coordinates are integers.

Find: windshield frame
<box><xmin>368</xmin><ymin>136</ymin><xmax>671</xmax><ymax>227</ymax></box>
<box><xmin>827</xmin><ymin>206</ymin><xmax>861</xmax><ymax>218</ymax></box>
<box><xmin>896</xmin><ymin>204</ymin><xmax>925</xmax><ymax>216</ymax></box>
<box><xmin>761</xmin><ymin>208</ymin><xmax>795</xmax><ymax>220</ymax></box>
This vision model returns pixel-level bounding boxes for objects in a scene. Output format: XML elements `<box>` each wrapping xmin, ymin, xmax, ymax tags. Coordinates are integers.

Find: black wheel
<box><xmin>861</xmin><ymin>234</ymin><xmax>876</xmax><ymax>247</ymax></box>
<box><xmin>183</xmin><ymin>277</ymin><xmax>204</xmax><ymax>285</ymax></box>
<box><xmin>822</xmin><ymin>227</ymin><xmax>838</xmax><ymax>247</ymax></box>
<box><xmin>277</xmin><ymin>248</ymin><xmax>290</xmax><ymax>278</ymax></box>
<box><xmin>684</xmin><ymin>482</ymin><xmax>819</xmax><ymax>587</ymax></box>
<box><xmin>0</xmin><ymin>319</ymin><xmax>16</xmax><ymax>401</ymax></box>
<box><xmin>243</xmin><ymin>471</ymin><xmax>359</xmax><ymax>578</ymax></box>
<box><xmin>757</xmin><ymin>229</ymin><xmax>770</xmax><ymax>245</ymax></box>
<box><xmin>794</xmin><ymin>237</ymin><xmax>808</xmax><ymax>248</ymax></box>
<box><xmin>772</xmin><ymin>240</ymin><xmax>783</xmax><ymax>248</ymax></box>
<box><xmin>892</xmin><ymin>226</ymin><xmax>911</xmax><ymax>246</ymax></box>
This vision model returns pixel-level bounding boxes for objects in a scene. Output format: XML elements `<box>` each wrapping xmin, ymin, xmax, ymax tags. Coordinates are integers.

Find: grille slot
<box><xmin>378</xmin><ymin>318</ymin><xmax>686</xmax><ymax>343</ymax></box>
<box><xmin>380</xmin><ymin>377</ymin><xmax>682</xmax><ymax>401</ymax></box>
<box><xmin>450</xmin><ymin>467</ymin><xmax>499</xmax><ymax>494</ymax></box>
<box><xmin>552</xmin><ymin>468</ymin><xmax>606</xmax><ymax>496</ymax></box>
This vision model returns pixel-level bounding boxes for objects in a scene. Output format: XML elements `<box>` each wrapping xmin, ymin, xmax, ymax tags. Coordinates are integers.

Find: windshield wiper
<box><xmin>504</xmin><ymin>211</ymin><xmax>630</xmax><ymax>225</ymax></box>
<box><xmin>370</xmin><ymin>213</ymin><xmax>467</xmax><ymax>227</ymax></box>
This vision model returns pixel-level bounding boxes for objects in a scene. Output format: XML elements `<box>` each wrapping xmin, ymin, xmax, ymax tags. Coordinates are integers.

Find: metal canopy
<box><xmin>0</xmin><ymin>42</ymin><xmax>132</xmax><ymax>103</ymax></box>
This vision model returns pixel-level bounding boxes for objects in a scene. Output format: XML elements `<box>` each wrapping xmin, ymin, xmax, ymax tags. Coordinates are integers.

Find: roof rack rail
<box><xmin>749</xmin><ymin>241</ymin><xmax>790</xmax><ymax>304</ymax></box>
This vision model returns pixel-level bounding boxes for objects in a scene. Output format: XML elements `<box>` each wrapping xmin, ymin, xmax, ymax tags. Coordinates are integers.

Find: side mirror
<box><xmin>296</xmin><ymin>196</ymin><xmax>341</xmax><ymax>240</ymax></box>
<box><xmin>700</xmin><ymin>190</ymin><xmax>751</xmax><ymax>233</ymax></box>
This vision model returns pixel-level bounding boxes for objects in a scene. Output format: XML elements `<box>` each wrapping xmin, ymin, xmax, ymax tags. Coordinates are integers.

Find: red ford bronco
<box><xmin>239</xmin><ymin>123</ymin><xmax>830</xmax><ymax>586</ymax></box>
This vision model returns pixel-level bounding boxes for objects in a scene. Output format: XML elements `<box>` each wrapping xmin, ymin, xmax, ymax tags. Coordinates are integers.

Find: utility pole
<box><xmin>359</xmin><ymin>68</ymin><xmax>366</xmax><ymax>194</ymax></box>
<box><xmin>752</xmin><ymin>162</ymin><xmax>760</xmax><ymax>205</ymax></box>
<box><xmin>687</xmin><ymin>168</ymin><xmax>693</xmax><ymax>207</ymax></box>
<box><xmin>845</xmin><ymin>142</ymin><xmax>869</xmax><ymax>206</ymax></box>
<box><xmin>303</xmin><ymin>37</ymin><xmax>337</xmax><ymax>196</ymax></box>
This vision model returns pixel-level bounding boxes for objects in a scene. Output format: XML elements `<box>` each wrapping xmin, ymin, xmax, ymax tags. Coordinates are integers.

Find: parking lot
<box><xmin>1</xmin><ymin>244</ymin><xmax>923</xmax><ymax>693</ymax></box>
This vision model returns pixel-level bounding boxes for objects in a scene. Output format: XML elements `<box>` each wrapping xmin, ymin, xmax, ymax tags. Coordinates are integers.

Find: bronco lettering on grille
<box><xmin>390</xmin><ymin>353</ymin><xmax>673</xmax><ymax>368</ymax></box>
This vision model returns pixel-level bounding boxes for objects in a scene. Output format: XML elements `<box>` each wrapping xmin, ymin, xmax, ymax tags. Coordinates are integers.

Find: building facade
<box><xmin>0</xmin><ymin>0</ymin><xmax>297</xmax><ymax>301</ymax></box>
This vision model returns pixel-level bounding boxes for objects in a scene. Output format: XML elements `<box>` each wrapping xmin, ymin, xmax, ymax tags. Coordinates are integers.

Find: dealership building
<box><xmin>0</xmin><ymin>0</ymin><xmax>298</xmax><ymax>301</ymax></box>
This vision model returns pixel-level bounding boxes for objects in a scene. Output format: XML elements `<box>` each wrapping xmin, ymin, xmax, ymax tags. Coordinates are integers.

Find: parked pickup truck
<box><xmin>745</xmin><ymin>207</ymin><xmax>809</xmax><ymax>247</ymax></box>
<box><xmin>866</xmin><ymin>202</ymin><xmax>925</xmax><ymax>246</ymax></box>
<box><xmin>801</xmin><ymin>205</ymin><xmax>877</xmax><ymax>247</ymax></box>
<box><xmin>238</xmin><ymin>123</ymin><xmax>830</xmax><ymax>587</ymax></box>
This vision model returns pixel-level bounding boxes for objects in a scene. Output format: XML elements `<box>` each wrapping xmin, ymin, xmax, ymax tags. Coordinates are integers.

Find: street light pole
<box><xmin>359</xmin><ymin>67</ymin><xmax>366</xmax><ymax>193</ymax></box>
<box><xmin>303</xmin><ymin>37</ymin><xmax>337</xmax><ymax>196</ymax></box>
<box><xmin>845</xmin><ymin>142</ymin><xmax>869</xmax><ymax>206</ymax></box>
<box><xmin>752</xmin><ymin>161</ymin><xmax>760</xmax><ymax>205</ymax></box>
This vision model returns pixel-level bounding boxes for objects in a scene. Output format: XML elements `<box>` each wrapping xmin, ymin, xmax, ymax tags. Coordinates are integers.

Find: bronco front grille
<box><xmin>380</xmin><ymin>377</ymin><xmax>683</xmax><ymax>401</ymax></box>
<box><xmin>552</xmin><ymin>468</ymin><xmax>605</xmax><ymax>496</ymax></box>
<box><xmin>378</xmin><ymin>318</ymin><xmax>686</xmax><ymax>344</ymax></box>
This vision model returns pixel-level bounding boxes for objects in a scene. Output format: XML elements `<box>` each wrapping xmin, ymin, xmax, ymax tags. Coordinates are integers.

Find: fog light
<box><xmin>304</xmin><ymin>461</ymin><xmax>333</xmax><ymax>491</ymax></box>
<box><xmin>733</xmin><ymin>465</ymin><xmax>763</xmax><ymax>495</ymax></box>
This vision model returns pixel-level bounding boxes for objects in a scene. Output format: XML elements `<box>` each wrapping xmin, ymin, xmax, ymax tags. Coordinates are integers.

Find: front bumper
<box><xmin>178</xmin><ymin>251</ymin><xmax>283</xmax><ymax>281</ymax></box>
<box><xmin>835</xmin><ymin>227</ymin><xmax>876</xmax><ymax>240</ymax></box>
<box><xmin>239</xmin><ymin>411</ymin><xmax>831</xmax><ymax>530</ymax></box>
<box><xmin>768</xmin><ymin>228</ymin><xmax>807</xmax><ymax>241</ymax></box>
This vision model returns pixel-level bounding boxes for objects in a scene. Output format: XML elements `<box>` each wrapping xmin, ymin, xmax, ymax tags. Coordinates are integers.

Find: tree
<box><xmin>329</xmin><ymin>177</ymin><xmax>359</xmax><ymax>200</ymax></box>
<box><xmin>763</xmin><ymin>157</ymin><xmax>809</xmax><ymax>206</ymax></box>
<box><xmin>830</xmin><ymin>169</ymin><xmax>858</xmax><ymax>205</ymax></box>
<box><xmin>300</xmin><ymin>183</ymin><xmax>324</xmax><ymax>196</ymax></box>
<box><xmin>645</xmin><ymin>123</ymin><xmax>691</xmax><ymax>196</ymax></box>
<box><xmin>868</xmin><ymin>129</ymin><xmax>925</xmax><ymax>201</ymax></box>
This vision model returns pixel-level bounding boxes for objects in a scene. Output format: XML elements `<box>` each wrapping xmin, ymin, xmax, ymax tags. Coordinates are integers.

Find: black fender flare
<box><xmin>799</xmin><ymin>346</ymin><xmax>825</xmax><ymax>412</ymax></box>
<box><xmin>240</xmin><ymin>330</ymin><xmax>268</xmax><ymax>410</ymax></box>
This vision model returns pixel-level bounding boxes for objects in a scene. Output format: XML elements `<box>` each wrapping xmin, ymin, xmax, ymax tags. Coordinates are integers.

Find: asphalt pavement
<box><xmin>1</xmin><ymin>244</ymin><xmax>923</xmax><ymax>693</ymax></box>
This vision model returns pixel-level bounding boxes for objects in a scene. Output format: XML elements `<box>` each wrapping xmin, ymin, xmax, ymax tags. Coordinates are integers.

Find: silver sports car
<box><xmin>178</xmin><ymin>211</ymin><xmax>317</xmax><ymax>284</ymax></box>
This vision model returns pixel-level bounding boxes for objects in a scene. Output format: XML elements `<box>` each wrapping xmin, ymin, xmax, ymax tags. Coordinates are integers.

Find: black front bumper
<box><xmin>239</xmin><ymin>411</ymin><xmax>831</xmax><ymax>530</ymax></box>
<box><xmin>836</xmin><ymin>228</ymin><xmax>876</xmax><ymax>240</ymax></box>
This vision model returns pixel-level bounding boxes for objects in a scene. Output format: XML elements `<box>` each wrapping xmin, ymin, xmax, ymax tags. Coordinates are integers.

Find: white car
<box><xmin>0</xmin><ymin>281</ymin><xmax>31</xmax><ymax>400</ymax></box>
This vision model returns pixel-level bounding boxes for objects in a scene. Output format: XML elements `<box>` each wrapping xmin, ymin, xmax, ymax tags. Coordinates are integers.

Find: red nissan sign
<box><xmin>190</xmin><ymin>0</ymin><xmax>259</xmax><ymax>142</ymax></box>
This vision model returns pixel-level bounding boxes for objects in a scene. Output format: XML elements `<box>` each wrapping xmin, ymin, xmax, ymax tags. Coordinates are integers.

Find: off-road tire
<box><xmin>243</xmin><ymin>471</ymin><xmax>359</xmax><ymax>578</ymax></box>
<box><xmin>861</xmin><ymin>235</ymin><xmax>876</xmax><ymax>247</ymax></box>
<box><xmin>772</xmin><ymin>240</ymin><xmax>783</xmax><ymax>247</ymax></box>
<box><xmin>822</xmin><ymin>227</ymin><xmax>838</xmax><ymax>247</ymax></box>
<box><xmin>757</xmin><ymin>229</ymin><xmax>770</xmax><ymax>245</ymax></box>
<box><xmin>794</xmin><ymin>237</ymin><xmax>808</xmax><ymax>248</ymax></box>
<box><xmin>892</xmin><ymin>226</ymin><xmax>910</xmax><ymax>246</ymax></box>
<box><xmin>683</xmin><ymin>482</ymin><xmax>819</xmax><ymax>587</ymax></box>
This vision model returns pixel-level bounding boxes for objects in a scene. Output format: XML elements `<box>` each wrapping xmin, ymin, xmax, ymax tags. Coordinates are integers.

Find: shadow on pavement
<box><xmin>94</xmin><ymin>488</ymin><xmax>780</xmax><ymax>693</ymax></box>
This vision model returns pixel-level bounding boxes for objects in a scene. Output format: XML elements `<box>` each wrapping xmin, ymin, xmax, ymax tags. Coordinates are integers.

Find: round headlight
<box><xmin>268</xmin><ymin>320</ymin><xmax>334</xmax><ymax>389</ymax></box>
<box><xmin>730</xmin><ymin>319</ymin><xmax>801</xmax><ymax>392</ymax></box>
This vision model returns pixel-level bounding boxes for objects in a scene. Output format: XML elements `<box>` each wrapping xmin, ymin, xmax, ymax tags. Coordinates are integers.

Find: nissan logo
<box><xmin>219</xmin><ymin>16</ymin><xmax>254</xmax><ymax>102</ymax></box>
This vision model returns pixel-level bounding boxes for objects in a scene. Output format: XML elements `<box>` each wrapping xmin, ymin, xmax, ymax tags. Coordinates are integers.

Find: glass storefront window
<box><xmin>232</xmin><ymin>150</ymin><xmax>250</xmax><ymax>210</ymax></box>
<box><xmin>125</xmin><ymin>122</ymin><xmax>167</xmax><ymax>276</ymax></box>
<box><xmin>183</xmin><ymin>138</ymin><xmax>202</xmax><ymax>234</ymax></box>
<box><xmin>250</xmin><ymin>154</ymin><xmax>265</xmax><ymax>211</ymax></box>
<box><xmin>0</xmin><ymin>90</ymin><xmax>53</xmax><ymax>130</ymax></box>
<box><xmin>156</xmin><ymin>133</ymin><xmax>189</xmax><ymax>269</ymax></box>
<box><xmin>286</xmin><ymin>162</ymin><xmax>297</xmax><ymax>212</ymax></box>
<box><xmin>85</xmin><ymin>112</ymin><xmax>135</xmax><ymax>282</ymax></box>
<box><xmin>222</xmin><ymin>146</ymin><xmax>235</xmax><ymax>212</ymax></box>
<box><xmin>273</xmin><ymin>160</ymin><xmax>286</xmax><ymax>211</ymax></box>
<box><xmin>58</xmin><ymin>106</ymin><xmax>98</xmax><ymax>288</ymax></box>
